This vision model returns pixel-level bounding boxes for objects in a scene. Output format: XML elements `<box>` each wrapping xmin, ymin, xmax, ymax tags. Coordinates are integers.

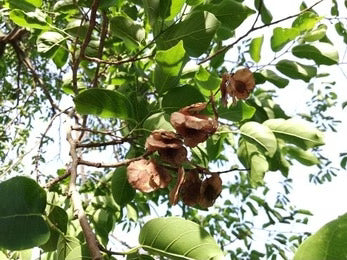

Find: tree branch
<box><xmin>198</xmin><ymin>0</ymin><xmax>325</xmax><ymax>65</ymax></box>
<box><xmin>83</xmin><ymin>54</ymin><xmax>154</xmax><ymax>65</ymax></box>
<box><xmin>76</xmin><ymin>138</ymin><xmax>132</xmax><ymax>148</ymax></box>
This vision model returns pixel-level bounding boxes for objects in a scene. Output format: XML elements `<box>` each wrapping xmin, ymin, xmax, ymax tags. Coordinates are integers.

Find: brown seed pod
<box><xmin>170</xmin><ymin>103</ymin><xmax>218</xmax><ymax>147</ymax></box>
<box><xmin>169</xmin><ymin>166</ymin><xmax>185</xmax><ymax>205</ymax></box>
<box><xmin>180</xmin><ymin>170</ymin><xmax>202</xmax><ymax>206</ymax></box>
<box><xmin>199</xmin><ymin>174</ymin><xmax>222</xmax><ymax>208</ymax></box>
<box><xmin>145</xmin><ymin>130</ymin><xmax>187</xmax><ymax>165</ymax></box>
<box><xmin>127</xmin><ymin>159</ymin><xmax>172</xmax><ymax>193</ymax></box>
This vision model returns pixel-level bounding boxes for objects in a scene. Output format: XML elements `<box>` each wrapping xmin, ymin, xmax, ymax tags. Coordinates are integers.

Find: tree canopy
<box><xmin>0</xmin><ymin>0</ymin><xmax>347</xmax><ymax>259</ymax></box>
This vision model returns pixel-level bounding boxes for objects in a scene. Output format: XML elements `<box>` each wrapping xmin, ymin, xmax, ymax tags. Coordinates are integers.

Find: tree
<box><xmin>0</xmin><ymin>0</ymin><xmax>346</xmax><ymax>259</ymax></box>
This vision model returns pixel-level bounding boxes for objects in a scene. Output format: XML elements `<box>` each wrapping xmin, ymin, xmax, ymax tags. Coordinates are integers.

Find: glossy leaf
<box><xmin>37</xmin><ymin>32</ymin><xmax>66</xmax><ymax>56</ymax></box>
<box><xmin>0</xmin><ymin>176</ymin><xmax>49</xmax><ymax>250</ymax></box>
<box><xmin>271</xmin><ymin>27</ymin><xmax>299</xmax><ymax>52</ymax></box>
<box><xmin>238</xmin><ymin>138</ymin><xmax>269</xmax><ymax>186</ymax></box>
<box><xmin>250</xmin><ymin>35</ymin><xmax>263</xmax><ymax>62</ymax></box>
<box><xmin>284</xmin><ymin>145</ymin><xmax>319</xmax><ymax>166</ymax></box>
<box><xmin>158</xmin><ymin>10</ymin><xmax>220</xmax><ymax>57</ymax></box>
<box><xmin>139</xmin><ymin>217</ymin><xmax>224</xmax><ymax>260</ymax></box>
<box><xmin>74</xmin><ymin>89</ymin><xmax>134</xmax><ymax>119</ymax></box>
<box><xmin>40</xmin><ymin>206</ymin><xmax>68</xmax><ymax>252</ymax></box>
<box><xmin>218</xmin><ymin>101</ymin><xmax>256</xmax><ymax>122</ymax></box>
<box><xmin>111</xmin><ymin>167</ymin><xmax>136</xmax><ymax>207</ymax></box>
<box><xmin>195</xmin><ymin>66</ymin><xmax>221</xmax><ymax>91</ymax></box>
<box><xmin>110</xmin><ymin>16</ymin><xmax>145</xmax><ymax>49</ymax></box>
<box><xmin>304</xmin><ymin>24</ymin><xmax>327</xmax><ymax>42</ymax></box>
<box><xmin>154</xmin><ymin>41</ymin><xmax>187</xmax><ymax>93</ymax></box>
<box><xmin>143</xmin><ymin>112</ymin><xmax>175</xmax><ymax>132</ymax></box>
<box><xmin>294</xmin><ymin>214</ymin><xmax>347</xmax><ymax>260</ymax></box>
<box><xmin>240</xmin><ymin>121</ymin><xmax>277</xmax><ymax>157</ymax></box>
<box><xmin>264</xmin><ymin>118</ymin><xmax>324</xmax><ymax>150</ymax></box>
<box><xmin>162</xmin><ymin>85</ymin><xmax>206</xmax><ymax>113</ymax></box>
<box><xmin>292</xmin><ymin>42</ymin><xmax>339</xmax><ymax>65</ymax></box>
<box><xmin>9</xmin><ymin>9</ymin><xmax>50</xmax><ymax>30</ymax></box>
<box><xmin>256</xmin><ymin>69</ymin><xmax>289</xmax><ymax>88</ymax></box>
<box><xmin>205</xmin><ymin>0</ymin><xmax>256</xmax><ymax>30</ymax></box>
<box><xmin>276</xmin><ymin>59</ymin><xmax>317</xmax><ymax>82</ymax></box>
<box><xmin>292</xmin><ymin>11</ymin><xmax>321</xmax><ymax>32</ymax></box>
<box><xmin>254</xmin><ymin>0</ymin><xmax>272</xmax><ymax>24</ymax></box>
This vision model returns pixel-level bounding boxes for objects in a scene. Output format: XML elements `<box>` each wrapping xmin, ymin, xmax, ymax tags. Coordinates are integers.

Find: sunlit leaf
<box><xmin>218</xmin><ymin>101</ymin><xmax>256</xmax><ymax>122</ymax></box>
<box><xmin>0</xmin><ymin>177</ymin><xmax>49</xmax><ymax>250</ymax></box>
<box><xmin>143</xmin><ymin>112</ymin><xmax>175</xmax><ymax>132</ymax></box>
<box><xmin>304</xmin><ymin>24</ymin><xmax>327</xmax><ymax>42</ymax></box>
<box><xmin>276</xmin><ymin>59</ymin><xmax>317</xmax><ymax>82</ymax></box>
<box><xmin>256</xmin><ymin>69</ymin><xmax>289</xmax><ymax>88</ymax></box>
<box><xmin>195</xmin><ymin>66</ymin><xmax>221</xmax><ymax>91</ymax></box>
<box><xmin>250</xmin><ymin>35</ymin><xmax>263</xmax><ymax>62</ymax></box>
<box><xmin>37</xmin><ymin>32</ymin><xmax>66</xmax><ymax>56</ymax></box>
<box><xmin>9</xmin><ymin>9</ymin><xmax>50</xmax><ymax>30</ymax></box>
<box><xmin>139</xmin><ymin>217</ymin><xmax>224</xmax><ymax>259</ymax></box>
<box><xmin>284</xmin><ymin>145</ymin><xmax>319</xmax><ymax>166</ymax></box>
<box><xmin>292</xmin><ymin>42</ymin><xmax>339</xmax><ymax>65</ymax></box>
<box><xmin>264</xmin><ymin>118</ymin><xmax>324</xmax><ymax>149</ymax></box>
<box><xmin>240</xmin><ymin>121</ymin><xmax>277</xmax><ymax>157</ymax></box>
<box><xmin>271</xmin><ymin>27</ymin><xmax>299</xmax><ymax>52</ymax></box>
<box><xmin>294</xmin><ymin>214</ymin><xmax>347</xmax><ymax>260</ymax></box>
<box><xmin>74</xmin><ymin>89</ymin><xmax>134</xmax><ymax>119</ymax></box>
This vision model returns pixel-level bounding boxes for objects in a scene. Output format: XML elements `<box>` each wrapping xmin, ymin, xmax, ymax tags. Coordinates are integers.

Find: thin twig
<box><xmin>198</xmin><ymin>0</ymin><xmax>325</xmax><ymax>65</ymax></box>
<box><xmin>76</xmin><ymin>138</ymin><xmax>132</xmax><ymax>148</ymax></box>
<box><xmin>44</xmin><ymin>170</ymin><xmax>71</xmax><ymax>189</ymax></box>
<box><xmin>83</xmin><ymin>54</ymin><xmax>154</xmax><ymax>65</ymax></box>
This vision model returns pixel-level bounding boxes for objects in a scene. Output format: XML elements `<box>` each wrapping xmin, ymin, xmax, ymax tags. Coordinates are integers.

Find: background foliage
<box><xmin>0</xmin><ymin>0</ymin><xmax>347</xmax><ymax>259</ymax></box>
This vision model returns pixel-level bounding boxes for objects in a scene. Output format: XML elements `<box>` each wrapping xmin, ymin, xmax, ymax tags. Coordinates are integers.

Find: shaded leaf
<box><xmin>139</xmin><ymin>217</ymin><xmax>224</xmax><ymax>259</ymax></box>
<box><xmin>240</xmin><ymin>121</ymin><xmax>277</xmax><ymax>157</ymax></box>
<box><xmin>254</xmin><ymin>0</ymin><xmax>272</xmax><ymax>24</ymax></box>
<box><xmin>264</xmin><ymin>118</ymin><xmax>324</xmax><ymax>149</ymax></box>
<box><xmin>162</xmin><ymin>85</ymin><xmax>206</xmax><ymax>113</ymax></box>
<box><xmin>8</xmin><ymin>0</ymin><xmax>41</xmax><ymax>11</ymax></box>
<box><xmin>57</xmin><ymin>236</ymin><xmax>80</xmax><ymax>260</ymax></box>
<box><xmin>218</xmin><ymin>101</ymin><xmax>256</xmax><ymax>122</ymax></box>
<box><xmin>250</xmin><ymin>35</ymin><xmax>263</xmax><ymax>62</ymax></box>
<box><xmin>9</xmin><ymin>9</ymin><xmax>50</xmax><ymax>30</ymax></box>
<box><xmin>284</xmin><ymin>145</ymin><xmax>319</xmax><ymax>166</ymax></box>
<box><xmin>37</xmin><ymin>31</ymin><xmax>66</xmax><ymax>57</ymax></box>
<box><xmin>143</xmin><ymin>112</ymin><xmax>175</xmax><ymax>132</ymax></box>
<box><xmin>154</xmin><ymin>41</ymin><xmax>187</xmax><ymax>93</ymax></box>
<box><xmin>111</xmin><ymin>167</ymin><xmax>136</xmax><ymax>207</ymax></box>
<box><xmin>276</xmin><ymin>59</ymin><xmax>317</xmax><ymax>82</ymax></box>
<box><xmin>158</xmin><ymin>10</ymin><xmax>220</xmax><ymax>57</ymax></box>
<box><xmin>256</xmin><ymin>69</ymin><xmax>289</xmax><ymax>88</ymax></box>
<box><xmin>0</xmin><ymin>176</ymin><xmax>49</xmax><ymax>250</ymax></box>
<box><xmin>304</xmin><ymin>24</ymin><xmax>327</xmax><ymax>42</ymax></box>
<box><xmin>74</xmin><ymin>89</ymin><xmax>134</xmax><ymax>119</ymax></box>
<box><xmin>195</xmin><ymin>66</ymin><xmax>221</xmax><ymax>91</ymax></box>
<box><xmin>110</xmin><ymin>16</ymin><xmax>145</xmax><ymax>49</ymax></box>
<box><xmin>53</xmin><ymin>44</ymin><xmax>69</xmax><ymax>68</ymax></box>
<box><xmin>294</xmin><ymin>214</ymin><xmax>347</xmax><ymax>260</ymax></box>
<box><xmin>292</xmin><ymin>42</ymin><xmax>339</xmax><ymax>65</ymax></box>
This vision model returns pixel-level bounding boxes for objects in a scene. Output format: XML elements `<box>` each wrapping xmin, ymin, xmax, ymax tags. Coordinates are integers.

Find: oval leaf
<box><xmin>276</xmin><ymin>59</ymin><xmax>317</xmax><ymax>82</ymax></box>
<box><xmin>218</xmin><ymin>101</ymin><xmax>256</xmax><ymax>122</ymax></box>
<box><xmin>294</xmin><ymin>214</ymin><xmax>347</xmax><ymax>260</ymax></box>
<box><xmin>284</xmin><ymin>145</ymin><xmax>319</xmax><ymax>166</ymax></box>
<box><xmin>195</xmin><ymin>66</ymin><xmax>221</xmax><ymax>91</ymax></box>
<box><xmin>254</xmin><ymin>0</ymin><xmax>272</xmax><ymax>24</ymax></box>
<box><xmin>37</xmin><ymin>31</ymin><xmax>66</xmax><ymax>56</ymax></box>
<box><xmin>9</xmin><ymin>9</ymin><xmax>50</xmax><ymax>30</ymax></box>
<box><xmin>264</xmin><ymin>118</ymin><xmax>324</xmax><ymax>149</ymax></box>
<box><xmin>111</xmin><ymin>167</ymin><xmax>136</xmax><ymax>207</ymax></box>
<box><xmin>257</xmin><ymin>69</ymin><xmax>289</xmax><ymax>88</ymax></box>
<box><xmin>74</xmin><ymin>89</ymin><xmax>134</xmax><ymax>119</ymax></box>
<box><xmin>139</xmin><ymin>217</ymin><xmax>224</xmax><ymax>260</ymax></box>
<box><xmin>271</xmin><ymin>27</ymin><xmax>299</xmax><ymax>52</ymax></box>
<box><xmin>240</xmin><ymin>121</ymin><xmax>277</xmax><ymax>157</ymax></box>
<box><xmin>292</xmin><ymin>42</ymin><xmax>339</xmax><ymax>65</ymax></box>
<box><xmin>0</xmin><ymin>176</ymin><xmax>49</xmax><ymax>250</ymax></box>
<box><xmin>250</xmin><ymin>35</ymin><xmax>264</xmax><ymax>62</ymax></box>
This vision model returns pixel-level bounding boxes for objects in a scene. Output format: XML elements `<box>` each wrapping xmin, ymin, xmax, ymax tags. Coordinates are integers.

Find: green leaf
<box><xmin>294</xmin><ymin>213</ymin><xmax>347</xmax><ymax>260</ymax></box>
<box><xmin>257</xmin><ymin>69</ymin><xmax>289</xmax><ymax>88</ymax></box>
<box><xmin>93</xmin><ymin>208</ymin><xmax>114</xmax><ymax>246</ymax></box>
<box><xmin>218</xmin><ymin>101</ymin><xmax>256</xmax><ymax>122</ymax></box>
<box><xmin>37</xmin><ymin>32</ymin><xmax>66</xmax><ymax>57</ymax></box>
<box><xmin>268</xmin><ymin>140</ymin><xmax>290</xmax><ymax>177</ymax></box>
<box><xmin>110</xmin><ymin>16</ymin><xmax>145</xmax><ymax>49</ymax></box>
<box><xmin>53</xmin><ymin>0</ymin><xmax>77</xmax><ymax>13</ymax></box>
<box><xmin>65</xmin><ymin>243</ymin><xmax>90</xmax><ymax>260</ymax></box>
<box><xmin>240</xmin><ymin>121</ymin><xmax>277</xmax><ymax>157</ymax></box>
<box><xmin>284</xmin><ymin>145</ymin><xmax>319</xmax><ymax>166</ymax></box>
<box><xmin>249</xmin><ymin>35</ymin><xmax>264</xmax><ymax>62</ymax></box>
<box><xmin>166</xmin><ymin>0</ymin><xmax>185</xmax><ymax>21</ymax></box>
<box><xmin>271</xmin><ymin>27</ymin><xmax>299</xmax><ymax>52</ymax></box>
<box><xmin>8</xmin><ymin>0</ymin><xmax>42</xmax><ymax>11</ymax></box>
<box><xmin>143</xmin><ymin>0</ymin><xmax>170</xmax><ymax>27</ymax></box>
<box><xmin>162</xmin><ymin>85</ymin><xmax>206</xmax><ymax>113</ymax></box>
<box><xmin>276</xmin><ymin>59</ymin><xmax>317</xmax><ymax>82</ymax></box>
<box><xmin>238</xmin><ymin>138</ymin><xmax>269</xmax><ymax>186</ymax></box>
<box><xmin>65</xmin><ymin>19</ymin><xmax>89</xmax><ymax>38</ymax></box>
<box><xmin>254</xmin><ymin>0</ymin><xmax>272</xmax><ymax>24</ymax></box>
<box><xmin>9</xmin><ymin>9</ymin><xmax>50</xmax><ymax>30</ymax></box>
<box><xmin>139</xmin><ymin>217</ymin><xmax>224</xmax><ymax>260</ymax></box>
<box><xmin>53</xmin><ymin>44</ymin><xmax>69</xmax><ymax>68</ymax></box>
<box><xmin>0</xmin><ymin>176</ymin><xmax>49</xmax><ymax>250</ymax></box>
<box><xmin>292</xmin><ymin>11</ymin><xmax>321</xmax><ymax>32</ymax></box>
<box><xmin>195</xmin><ymin>66</ymin><xmax>221</xmax><ymax>91</ymax></box>
<box><xmin>154</xmin><ymin>41</ymin><xmax>187</xmax><ymax>93</ymax></box>
<box><xmin>303</xmin><ymin>24</ymin><xmax>327</xmax><ymax>42</ymax></box>
<box><xmin>264</xmin><ymin>118</ymin><xmax>325</xmax><ymax>150</ymax></box>
<box><xmin>205</xmin><ymin>0</ymin><xmax>256</xmax><ymax>30</ymax></box>
<box><xmin>292</xmin><ymin>42</ymin><xmax>339</xmax><ymax>65</ymax></box>
<box><xmin>143</xmin><ymin>112</ymin><xmax>175</xmax><ymax>132</ymax></box>
<box><xmin>40</xmin><ymin>206</ymin><xmax>68</xmax><ymax>252</ymax></box>
<box><xmin>74</xmin><ymin>89</ymin><xmax>134</xmax><ymax>119</ymax></box>
<box><xmin>158</xmin><ymin>10</ymin><xmax>220</xmax><ymax>57</ymax></box>
<box><xmin>111</xmin><ymin>167</ymin><xmax>136</xmax><ymax>207</ymax></box>
<box><xmin>57</xmin><ymin>236</ymin><xmax>80</xmax><ymax>260</ymax></box>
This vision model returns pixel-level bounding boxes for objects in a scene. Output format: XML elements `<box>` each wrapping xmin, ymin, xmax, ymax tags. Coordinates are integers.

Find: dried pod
<box><xmin>199</xmin><ymin>174</ymin><xmax>222</xmax><ymax>208</ymax></box>
<box><xmin>145</xmin><ymin>130</ymin><xmax>187</xmax><ymax>165</ymax></box>
<box><xmin>169</xmin><ymin>166</ymin><xmax>185</xmax><ymax>205</ymax></box>
<box><xmin>220</xmin><ymin>68</ymin><xmax>255</xmax><ymax>105</ymax></box>
<box><xmin>170</xmin><ymin>103</ymin><xmax>218</xmax><ymax>147</ymax></box>
<box><xmin>127</xmin><ymin>159</ymin><xmax>172</xmax><ymax>193</ymax></box>
<box><xmin>180</xmin><ymin>170</ymin><xmax>202</xmax><ymax>206</ymax></box>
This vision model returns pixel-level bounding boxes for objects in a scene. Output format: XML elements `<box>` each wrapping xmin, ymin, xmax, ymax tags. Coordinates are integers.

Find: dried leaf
<box><xmin>169</xmin><ymin>166</ymin><xmax>185</xmax><ymax>205</ymax></box>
